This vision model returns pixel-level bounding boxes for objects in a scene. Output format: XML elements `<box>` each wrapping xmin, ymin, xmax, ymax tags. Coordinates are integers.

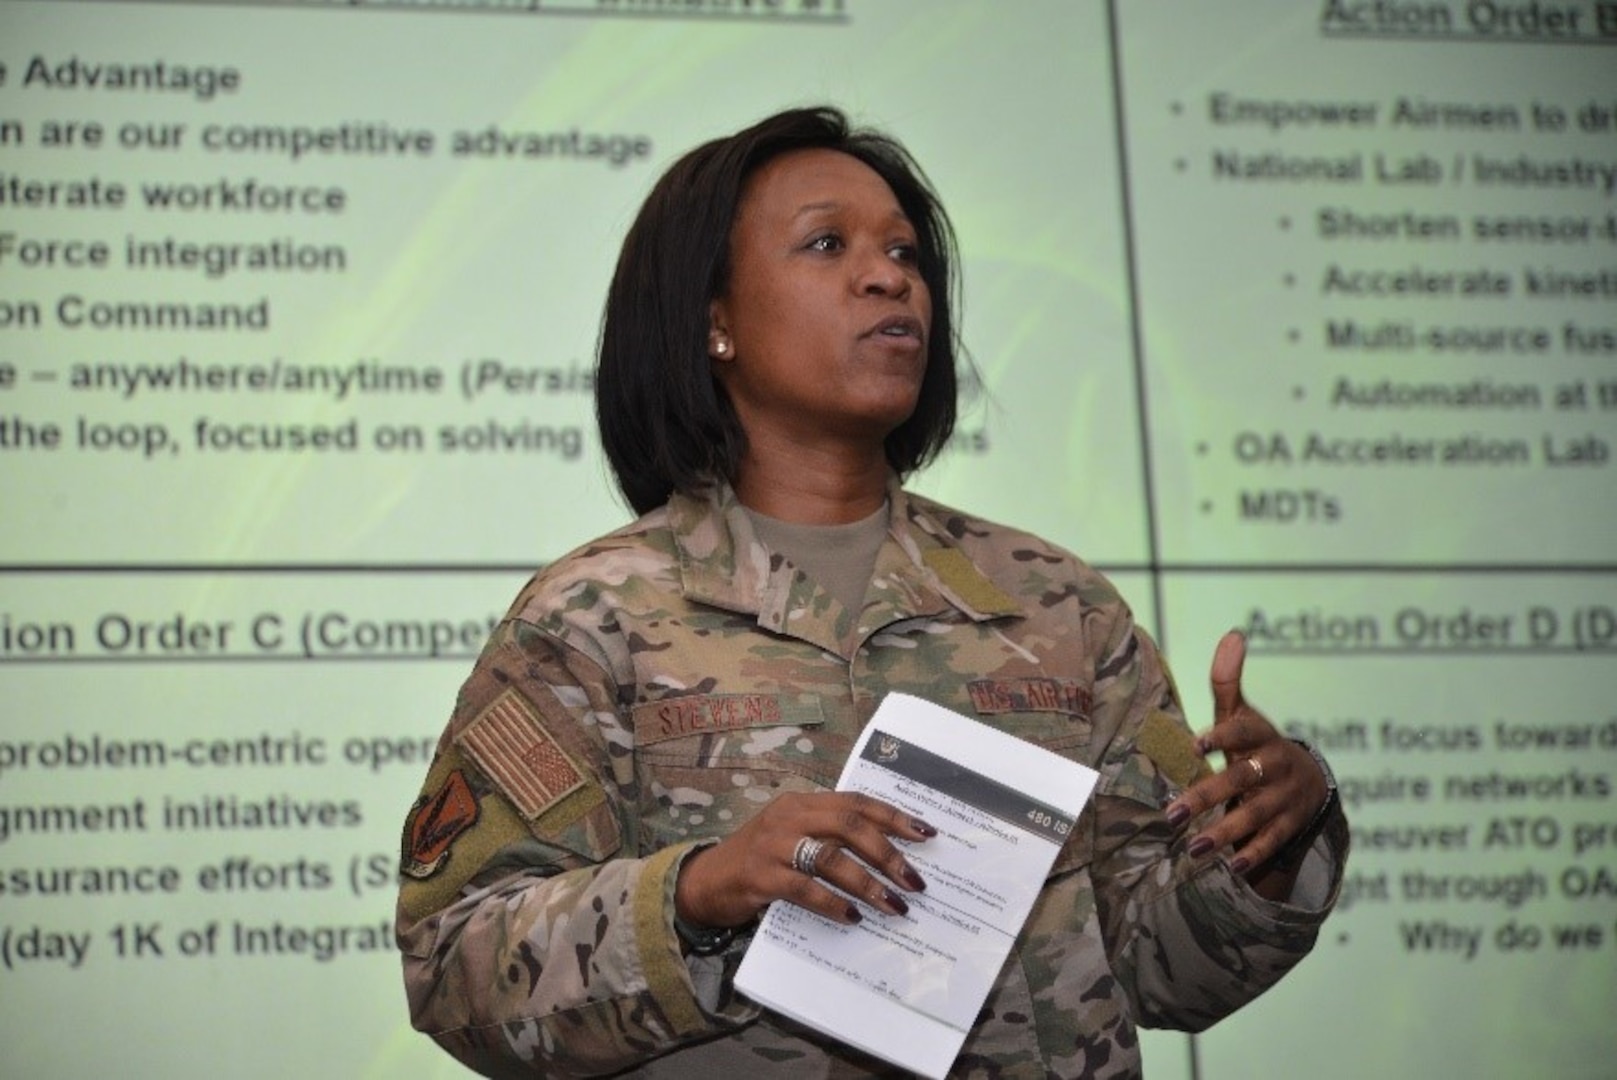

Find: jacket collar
<box><xmin>667</xmin><ymin>476</ymin><xmax>1022</xmax><ymax>658</ymax></box>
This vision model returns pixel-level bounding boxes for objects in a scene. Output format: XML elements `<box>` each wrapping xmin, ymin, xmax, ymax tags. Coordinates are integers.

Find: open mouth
<box><xmin>868</xmin><ymin>315</ymin><xmax>925</xmax><ymax>343</ymax></box>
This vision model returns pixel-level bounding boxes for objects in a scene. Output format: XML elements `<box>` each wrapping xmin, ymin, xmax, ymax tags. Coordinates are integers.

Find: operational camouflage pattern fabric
<box><xmin>397</xmin><ymin>477</ymin><xmax>1347</xmax><ymax>1079</ymax></box>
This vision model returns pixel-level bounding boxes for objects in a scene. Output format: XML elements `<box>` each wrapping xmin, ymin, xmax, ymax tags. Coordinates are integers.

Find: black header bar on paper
<box><xmin>857</xmin><ymin>729</ymin><xmax>1077</xmax><ymax>846</ymax></box>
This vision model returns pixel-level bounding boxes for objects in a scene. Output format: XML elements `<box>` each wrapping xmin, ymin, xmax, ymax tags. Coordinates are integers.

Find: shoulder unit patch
<box><xmin>401</xmin><ymin>768</ymin><xmax>478</xmax><ymax>879</ymax></box>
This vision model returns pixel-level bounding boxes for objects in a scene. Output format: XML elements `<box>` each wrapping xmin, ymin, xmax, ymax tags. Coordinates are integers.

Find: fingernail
<box><xmin>845</xmin><ymin>905</ymin><xmax>863</xmax><ymax>924</ymax></box>
<box><xmin>1188</xmin><ymin>836</ymin><xmax>1214</xmax><ymax>858</ymax></box>
<box><xmin>1230</xmin><ymin>855</ymin><xmax>1252</xmax><ymax>875</ymax></box>
<box><xmin>1166</xmin><ymin>804</ymin><xmax>1190</xmax><ymax>828</ymax></box>
<box><xmin>911</xmin><ymin>818</ymin><xmax>938</xmax><ymax>838</ymax></box>
<box><xmin>882</xmin><ymin>889</ymin><xmax>910</xmax><ymax>916</ymax></box>
<box><xmin>901</xmin><ymin>865</ymin><xmax>927</xmax><ymax>892</ymax></box>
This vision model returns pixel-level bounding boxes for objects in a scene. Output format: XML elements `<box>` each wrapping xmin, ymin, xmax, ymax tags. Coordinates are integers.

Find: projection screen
<box><xmin>0</xmin><ymin>1</ymin><xmax>1613</xmax><ymax>1077</ymax></box>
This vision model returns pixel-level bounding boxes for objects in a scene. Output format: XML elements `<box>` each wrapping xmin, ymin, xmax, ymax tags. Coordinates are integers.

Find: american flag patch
<box><xmin>458</xmin><ymin>689</ymin><xmax>586</xmax><ymax>820</ymax></box>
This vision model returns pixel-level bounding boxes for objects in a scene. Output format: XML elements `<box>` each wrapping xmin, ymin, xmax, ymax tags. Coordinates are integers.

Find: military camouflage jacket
<box><xmin>397</xmin><ymin>478</ymin><xmax>1346</xmax><ymax>1079</ymax></box>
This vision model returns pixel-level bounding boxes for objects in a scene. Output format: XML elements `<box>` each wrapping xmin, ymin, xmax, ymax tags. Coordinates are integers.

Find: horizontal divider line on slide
<box><xmin>0</xmin><ymin>563</ymin><xmax>547</xmax><ymax>574</ymax></box>
<box><xmin>1</xmin><ymin>563</ymin><xmax>1615</xmax><ymax>576</ymax></box>
<box><xmin>1245</xmin><ymin>644</ymin><xmax>1610</xmax><ymax>658</ymax></box>
<box><xmin>0</xmin><ymin>652</ymin><xmax>482</xmax><ymax>665</ymax></box>
<box><xmin>3</xmin><ymin>647</ymin><xmax>1605</xmax><ymax>666</ymax></box>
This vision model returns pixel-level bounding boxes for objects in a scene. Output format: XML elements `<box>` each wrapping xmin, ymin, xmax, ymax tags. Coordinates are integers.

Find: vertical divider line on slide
<box><xmin>1102</xmin><ymin>3</ymin><xmax>1200</xmax><ymax>1078</ymax></box>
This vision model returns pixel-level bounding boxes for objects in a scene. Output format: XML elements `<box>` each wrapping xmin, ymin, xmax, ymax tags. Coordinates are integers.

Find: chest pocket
<box><xmin>632</xmin><ymin>692</ymin><xmax>832</xmax><ymax>848</ymax></box>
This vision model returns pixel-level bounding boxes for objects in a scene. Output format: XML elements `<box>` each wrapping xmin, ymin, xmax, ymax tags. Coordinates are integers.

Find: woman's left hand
<box><xmin>1164</xmin><ymin>629</ymin><xmax>1328</xmax><ymax>898</ymax></box>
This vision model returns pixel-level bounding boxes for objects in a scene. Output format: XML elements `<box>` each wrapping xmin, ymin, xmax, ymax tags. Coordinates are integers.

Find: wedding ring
<box><xmin>791</xmin><ymin>836</ymin><xmax>827</xmax><ymax>876</ymax></box>
<box><xmin>1245</xmin><ymin>756</ymin><xmax>1265</xmax><ymax>784</ymax></box>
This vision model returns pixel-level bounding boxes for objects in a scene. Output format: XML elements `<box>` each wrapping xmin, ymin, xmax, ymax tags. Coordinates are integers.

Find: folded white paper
<box><xmin>734</xmin><ymin>692</ymin><xmax>1100</xmax><ymax>1079</ymax></box>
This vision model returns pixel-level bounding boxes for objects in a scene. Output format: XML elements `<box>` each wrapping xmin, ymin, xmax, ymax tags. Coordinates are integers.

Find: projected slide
<box><xmin>0</xmin><ymin>2</ymin><xmax>1612</xmax><ymax>1078</ymax></box>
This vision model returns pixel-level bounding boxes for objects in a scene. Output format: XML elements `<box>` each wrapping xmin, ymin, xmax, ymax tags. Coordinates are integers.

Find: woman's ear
<box><xmin>708</xmin><ymin>301</ymin><xmax>732</xmax><ymax>361</ymax></box>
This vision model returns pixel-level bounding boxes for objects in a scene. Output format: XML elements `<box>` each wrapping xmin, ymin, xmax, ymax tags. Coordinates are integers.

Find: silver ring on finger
<box><xmin>792</xmin><ymin>836</ymin><xmax>827</xmax><ymax>876</ymax></box>
<box><xmin>1245</xmin><ymin>756</ymin><xmax>1265</xmax><ymax>784</ymax></box>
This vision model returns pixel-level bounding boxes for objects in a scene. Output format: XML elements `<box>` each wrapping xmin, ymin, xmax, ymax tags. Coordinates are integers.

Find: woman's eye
<box><xmin>889</xmin><ymin>242</ymin><xmax>920</xmax><ymax>264</ymax></box>
<box><xmin>807</xmin><ymin>233</ymin><xmax>843</xmax><ymax>252</ymax></box>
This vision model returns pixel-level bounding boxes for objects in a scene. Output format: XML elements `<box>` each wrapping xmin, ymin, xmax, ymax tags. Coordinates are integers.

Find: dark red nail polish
<box><xmin>911</xmin><ymin>818</ymin><xmax>938</xmax><ymax>838</ymax></box>
<box><xmin>845</xmin><ymin>905</ymin><xmax>863</xmax><ymax>924</ymax></box>
<box><xmin>901</xmin><ymin>866</ymin><xmax>926</xmax><ymax>891</ymax></box>
<box><xmin>883</xmin><ymin>889</ymin><xmax>910</xmax><ymax>916</ymax></box>
<box><xmin>1188</xmin><ymin>836</ymin><xmax>1214</xmax><ymax>858</ymax></box>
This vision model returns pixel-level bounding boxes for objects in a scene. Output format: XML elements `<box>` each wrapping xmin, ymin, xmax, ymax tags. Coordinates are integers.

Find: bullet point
<box><xmin>1199</xmin><ymin>500</ymin><xmax>1213</xmax><ymax>514</ymax></box>
<box><xmin>1170</xmin><ymin>102</ymin><xmax>1183</xmax><ymax>116</ymax></box>
<box><xmin>1175</xmin><ymin>158</ymin><xmax>1188</xmax><ymax>172</ymax></box>
<box><xmin>1278</xmin><ymin>216</ymin><xmax>1291</xmax><ymax>230</ymax></box>
<box><xmin>1287</xmin><ymin>328</ymin><xmax>1301</xmax><ymax>343</ymax></box>
<box><xmin>1293</xmin><ymin>386</ymin><xmax>1306</xmax><ymax>401</ymax></box>
<box><xmin>1196</xmin><ymin>442</ymin><xmax>1209</xmax><ymax>455</ymax></box>
<box><xmin>1283</xmin><ymin>273</ymin><xmax>1296</xmax><ymax>287</ymax></box>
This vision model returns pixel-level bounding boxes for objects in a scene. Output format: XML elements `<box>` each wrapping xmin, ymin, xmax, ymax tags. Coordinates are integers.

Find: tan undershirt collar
<box><xmin>742</xmin><ymin>500</ymin><xmax>890</xmax><ymax>616</ymax></box>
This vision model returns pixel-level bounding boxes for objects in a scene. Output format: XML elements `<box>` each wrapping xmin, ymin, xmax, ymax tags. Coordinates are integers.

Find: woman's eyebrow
<box><xmin>791</xmin><ymin>200</ymin><xmax>912</xmax><ymax>225</ymax></box>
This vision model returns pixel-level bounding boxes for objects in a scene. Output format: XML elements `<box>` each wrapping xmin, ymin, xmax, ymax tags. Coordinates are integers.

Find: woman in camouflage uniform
<box><xmin>397</xmin><ymin>106</ymin><xmax>1346</xmax><ymax>1079</ymax></box>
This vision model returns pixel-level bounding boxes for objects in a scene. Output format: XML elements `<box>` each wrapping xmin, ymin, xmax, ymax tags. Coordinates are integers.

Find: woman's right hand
<box><xmin>673</xmin><ymin>791</ymin><xmax>935</xmax><ymax>928</ymax></box>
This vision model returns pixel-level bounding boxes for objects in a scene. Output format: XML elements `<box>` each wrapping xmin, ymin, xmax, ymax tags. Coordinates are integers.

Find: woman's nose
<box><xmin>853</xmin><ymin>245</ymin><xmax>911</xmax><ymax>298</ymax></box>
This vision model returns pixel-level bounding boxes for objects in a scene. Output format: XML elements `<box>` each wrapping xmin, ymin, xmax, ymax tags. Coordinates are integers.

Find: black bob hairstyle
<box><xmin>595</xmin><ymin>105</ymin><xmax>962</xmax><ymax>516</ymax></box>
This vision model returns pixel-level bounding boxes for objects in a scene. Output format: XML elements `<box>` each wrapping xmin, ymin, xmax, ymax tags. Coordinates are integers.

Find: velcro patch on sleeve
<box><xmin>457</xmin><ymin>688</ymin><xmax>587</xmax><ymax>821</ymax></box>
<box><xmin>1138</xmin><ymin>709</ymin><xmax>1212</xmax><ymax>789</ymax></box>
<box><xmin>923</xmin><ymin>548</ymin><xmax>1020</xmax><ymax>616</ymax></box>
<box><xmin>397</xmin><ymin>747</ymin><xmax>534</xmax><ymax>923</ymax></box>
